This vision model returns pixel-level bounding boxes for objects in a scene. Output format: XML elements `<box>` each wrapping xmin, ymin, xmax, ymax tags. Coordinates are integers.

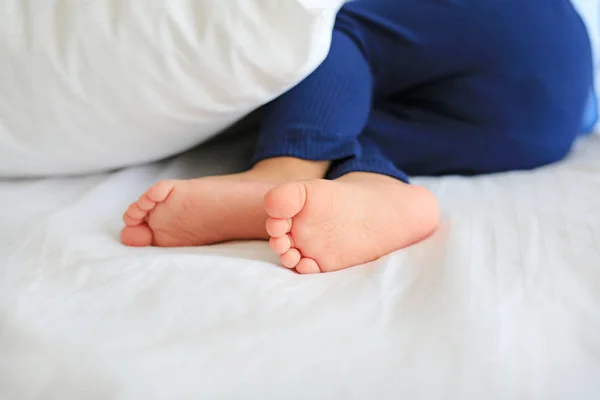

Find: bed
<box><xmin>1</xmin><ymin>127</ymin><xmax>599</xmax><ymax>399</ymax></box>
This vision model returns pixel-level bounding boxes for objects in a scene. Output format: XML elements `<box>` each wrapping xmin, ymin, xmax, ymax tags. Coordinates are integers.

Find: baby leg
<box><xmin>265</xmin><ymin>137</ymin><xmax>439</xmax><ymax>274</ymax></box>
<box><xmin>121</xmin><ymin>10</ymin><xmax>376</xmax><ymax>248</ymax></box>
<box><xmin>263</xmin><ymin>0</ymin><xmax>594</xmax><ymax>273</ymax></box>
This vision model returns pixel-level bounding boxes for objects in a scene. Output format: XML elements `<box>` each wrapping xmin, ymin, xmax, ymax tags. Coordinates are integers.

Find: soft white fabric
<box><xmin>0</xmin><ymin>0</ymin><xmax>343</xmax><ymax>177</ymax></box>
<box><xmin>1</xmin><ymin>132</ymin><xmax>600</xmax><ymax>400</ymax></box>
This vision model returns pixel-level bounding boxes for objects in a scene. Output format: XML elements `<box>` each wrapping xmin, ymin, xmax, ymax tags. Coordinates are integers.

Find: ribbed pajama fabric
<box><xmin>253</xmin><ymin>0</ymin><xmax>593</xmax><ymax>182</ymax></box>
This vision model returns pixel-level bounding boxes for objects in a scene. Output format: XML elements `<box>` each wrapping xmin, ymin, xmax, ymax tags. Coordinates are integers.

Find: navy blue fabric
<box><xmin>253</xmin><ymin>0</ymin><xmax>594</xmax><ymax>182</ymax></box>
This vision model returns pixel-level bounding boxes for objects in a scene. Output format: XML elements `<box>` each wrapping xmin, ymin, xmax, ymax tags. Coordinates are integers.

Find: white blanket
<box><xmin>1</xmin><ymin>132</ymin><xmax>600</xmax><ymax>400</ymax></box>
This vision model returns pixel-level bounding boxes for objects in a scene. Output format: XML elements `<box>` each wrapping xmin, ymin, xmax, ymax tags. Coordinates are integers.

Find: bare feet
<box><xmin>265</xmin><ymin>173</ymin><xmax>439</xmax><ymax>274</ymax></box>
<box><xmin>120</xmin><ymin>176</ymin><xmax>274</xmax><ymax>247</ymax></box>
<box><xmin>120</xmin><ymin>158</ymin><xmax>329</xmax><ymax>247</ymax></box>
<box><xmin>120</xmin><ymin>157</ymin><xmax>439</xmax><ymax>274</ymax></box>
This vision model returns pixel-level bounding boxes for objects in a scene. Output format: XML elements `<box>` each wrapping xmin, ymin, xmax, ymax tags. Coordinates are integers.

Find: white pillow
<box><xmin>0</xmin><ymin>0</ymin><xmax>344</xmax><ymax>177</ymax></box>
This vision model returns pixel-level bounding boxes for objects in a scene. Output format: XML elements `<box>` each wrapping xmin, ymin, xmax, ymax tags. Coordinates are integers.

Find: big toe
<box><xmin>121</xmin><ymin>224</ymin><xmax>154</xmax><ymax>247</ymax></box>
<box><xmin>264</xmin><ymin>182</ymin><xmax>308</xmax><ymax>219</ymax></box>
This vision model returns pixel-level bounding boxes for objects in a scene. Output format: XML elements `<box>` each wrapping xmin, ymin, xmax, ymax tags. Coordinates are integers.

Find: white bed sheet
<box><xmin>1</xmin><ymin>132</ymin><xmax>600</xmax><ymax>400</ymax></box>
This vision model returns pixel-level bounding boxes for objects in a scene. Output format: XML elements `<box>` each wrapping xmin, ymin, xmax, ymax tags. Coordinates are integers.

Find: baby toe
<box><xmin>146</xmin><ymin>180</ymin><xmax>176</xmax><ymax>203</ymax></box>
<box><xmin>295</xmin><ymin>258</ymin><xmax>322</xmax><ymax>275</ymax></box>
<box><xmin>269</xmin><ymin>234</ymin><xmax>293</xmax><ymax>255</ymax></box>
<box><xmin>266</xmin><ymin>218</ymin><xmax>292</xmax><ymax>237</ymax></box>
<box><xmin>280</xmin><ymin>248</ymin><xmax>302</xmax><ymax>269</ymax></box>
<box><xmin>136</xmin><ymin>194</ymin><xmax>156</xmax><ymax>211</ymax></box>
<box><xmin>264</xmin><ymin>182</ymin><xmax>307</xmax><ymax>219</ymax></box>
<box><xmin>126</xmin><ymin>203</ymin><xmax>146</xmax><ymax>220</ymax></box>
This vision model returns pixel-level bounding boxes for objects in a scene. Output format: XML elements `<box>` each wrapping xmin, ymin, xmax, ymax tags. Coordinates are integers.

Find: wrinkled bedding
<box><xmin>1</xmin><ymin>132</ymin><xmax>600</xmax><ymax>399</ymax></box>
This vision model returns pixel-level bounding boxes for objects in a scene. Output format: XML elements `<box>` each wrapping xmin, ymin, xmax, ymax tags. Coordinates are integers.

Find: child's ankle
<box><xmin>250</xmin><ymin>157</ymin><xmax>330</xmax><ymax>182</ymax></box>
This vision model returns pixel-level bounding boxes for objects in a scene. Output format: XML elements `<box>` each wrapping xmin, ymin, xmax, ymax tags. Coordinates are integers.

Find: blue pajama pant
<box><xmin>253</xmin><ymin>0</ymin><xmax>593</xmax><ymax>183</ymax></box>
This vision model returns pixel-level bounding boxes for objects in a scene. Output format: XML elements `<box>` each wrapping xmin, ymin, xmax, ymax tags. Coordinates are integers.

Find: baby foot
<box><xmin>264</xmin><ymin>174</ymin><xmax>439</xmax><ymax>274</ymax></box>
<box><xmin>121</xmin><ymin>177</ymin><xmax>275</xmax><ymax>247</ymax></box>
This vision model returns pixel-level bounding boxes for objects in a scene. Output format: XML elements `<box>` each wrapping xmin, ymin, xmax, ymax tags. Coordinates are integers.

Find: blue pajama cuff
<box><xmin>252</xmin><ymin>126</ymin><xmax>361</xmax><ymax>165</ymax></box>
<box><xmin>327</xmin><ymin>153</ymin><xmax>410</xmax><ymax>183</ymax></box>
